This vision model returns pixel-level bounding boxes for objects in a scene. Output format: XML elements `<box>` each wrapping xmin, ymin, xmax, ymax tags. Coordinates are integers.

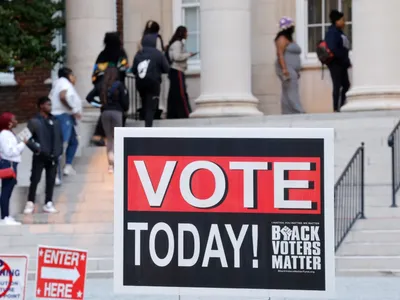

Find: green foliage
<box><xmin>0</xmin><ymin>0</ymin><xmax>65</xmax><ymax>71</ymax></box>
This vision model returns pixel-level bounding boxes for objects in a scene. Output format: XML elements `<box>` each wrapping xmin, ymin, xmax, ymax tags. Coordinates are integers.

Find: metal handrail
<box><xmin>334</xmin><ymin>142</ymin><xmax>365</xmax><ymax>251</ymax></box>
<box><xmin>125</xmin><ymin>74</ymin><xmax>139</xmax><ymax>120</ymax></box>
<box><xmin>387</xmin><ymin>119</ymin><xmax>400</xmax><ymax>207</ymax></box>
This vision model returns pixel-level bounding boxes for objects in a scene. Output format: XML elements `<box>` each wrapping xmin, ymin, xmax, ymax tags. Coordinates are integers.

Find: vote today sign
<box><xmin>36</xmin><ymin>246</ymin><xmax>87</xmax><ymax>300</ymax></box>
<box><xmin>114</xmin><ymin>128</ymin><xmax>335</xmax><ymax>298</ymax></box>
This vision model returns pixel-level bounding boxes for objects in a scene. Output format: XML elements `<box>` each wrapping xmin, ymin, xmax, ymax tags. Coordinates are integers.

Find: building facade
<box><xmin>122</xmin><ymin>0</ymin><xmax>350</xmax><ymax>115</ymax></box>
<box><xmin>2</xmin><ymin>0</ymin><xmax>399</xmax><ymax>120</ymax></box>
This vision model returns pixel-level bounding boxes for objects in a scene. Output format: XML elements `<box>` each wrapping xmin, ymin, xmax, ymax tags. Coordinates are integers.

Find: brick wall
<box><xmin>0</xmin><ymin>1</ymin><xmax>123</xmax><ymax>122</ymax></box>
<box><xmin>0</xmin><ymin>68</ymin><xmax>51</xmax><ymax>122</ymax></box>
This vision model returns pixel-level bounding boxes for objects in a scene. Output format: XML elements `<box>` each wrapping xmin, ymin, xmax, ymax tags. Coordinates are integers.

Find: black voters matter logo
<box><xmin>271</xmin><ymin>224</ymin><xmax>322</xmax><ymax>272</ymax></box>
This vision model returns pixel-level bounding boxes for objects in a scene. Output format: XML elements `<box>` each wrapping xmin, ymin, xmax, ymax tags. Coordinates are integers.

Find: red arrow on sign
<box><xmin>36</xmin><ymin>246</ymin><xmax>88</xmax><ymax>300</ymax></box>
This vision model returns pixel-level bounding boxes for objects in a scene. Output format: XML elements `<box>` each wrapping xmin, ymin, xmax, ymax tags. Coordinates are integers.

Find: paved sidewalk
<box><xmin>23</xmin><ymin>276</ymin><xmax>400</xmax><ymax>299</ymax></box>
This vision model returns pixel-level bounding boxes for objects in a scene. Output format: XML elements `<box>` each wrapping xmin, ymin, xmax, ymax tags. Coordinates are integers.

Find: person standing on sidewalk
<box><xmin>23</xmin><ymin>97</ymin><xmax>63</xmax><ymax>214</ymax></box>
<box><xmin>325</xmin><ymin>9</ymin><xmax>351</xmax><ymax>112</ymax></box>
<box><xmin>50</xmin><ymin>67</ymin><xmax>82</xmax><ymax>185</ymax></box>
<box><xmin>166</xmin><ymin>26</ymin><xmax>195</xmax><ymax>119</ymax></box>
<box><xmin>0</xmin><ymin>112</ymin><xmax>26</xmax><ymax>225</ymax></box>
<box><xmin>274</xmin><ymin>17</ymin><xmax>305</xmax><ymax>114</ymax></box>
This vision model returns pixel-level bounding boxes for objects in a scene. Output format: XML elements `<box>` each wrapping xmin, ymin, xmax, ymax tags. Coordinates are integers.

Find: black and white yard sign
<box><xmin>114</xmin><ymin>128</ymin><xmax>335</xmax><ymax>298</ymax></box>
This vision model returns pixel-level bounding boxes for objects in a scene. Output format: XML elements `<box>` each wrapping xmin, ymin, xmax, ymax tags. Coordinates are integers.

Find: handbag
<box><xmin>0</xmin><ymin>160</ymin><xmax>16</xmax><ymax>179</ymax></box>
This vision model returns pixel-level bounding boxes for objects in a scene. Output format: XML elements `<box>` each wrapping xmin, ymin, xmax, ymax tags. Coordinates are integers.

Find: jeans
<box><xmin>28</xmin><ymin>156</ymin><xmax>57</xmax><ymax>204</ymax></box>
<box><xmin>0</xmin><ymin>160</ymin><xmax>18</xmax><ymax>219</ymax></box>
<box><xmin>55</xmin><ymin>113</ymin><xmax>79</xmax><ymax>165</ymax></box>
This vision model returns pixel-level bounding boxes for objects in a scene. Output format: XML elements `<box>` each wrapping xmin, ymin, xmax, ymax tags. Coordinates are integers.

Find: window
<box><xmin>296</xmin><ymin>0</ymin><xmax>352</xmax><ymax>64</ymax></box>
<box><xmin>173</xmin><ymin>0</ymin><xmax>201</xmax><ymax>70</ymax></box>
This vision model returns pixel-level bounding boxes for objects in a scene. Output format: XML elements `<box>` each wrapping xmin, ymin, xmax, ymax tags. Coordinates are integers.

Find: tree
<box><xmin>0</xmin><ymin>0</ymin><xmax>65</xmax><ymax>72</ymax></box>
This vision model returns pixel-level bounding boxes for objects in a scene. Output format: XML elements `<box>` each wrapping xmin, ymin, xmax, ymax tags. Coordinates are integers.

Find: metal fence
<box><xmin>334</xmin><ymin>142</ymin><xmax>365</xmax><ymax>251</ymax></box>
<box><xmin>125</xmin><ymin>74</ymin><xmax>139</xmax><ymax>120</ymax></box>
<box><xmin>388</xmin><ymin>120</ymin><xmax>400</xmax><ymax>207</ymax></box>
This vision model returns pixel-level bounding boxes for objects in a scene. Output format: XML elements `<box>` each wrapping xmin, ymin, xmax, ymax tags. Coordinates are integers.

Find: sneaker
<box><xmin>55</xmin><ymin>176</ymin><xmax>62</xmax><ymax>186</ymax></box>
<box><xmin>63</xmin><ymin>164</ymin><xmax>76</xmax><ymax>176</ymax></box>
<box><xmin>23</xmin><ymin>201</ymin><xmax>35</xmax><ymax>214</ymax></box>
<box><xmin>1</xmin><ymin>217</ymin><xmax>21</xmax><ymax>226</ymax></box>
<box><xmin>107</xmin><ymin>152</ymin><xmax>114</xmax><ymax>164</ymax></box>
<box><xmin>108</xmin><ymin>165</ymin><xmax>114</xmax><ymax>174</ymax></box>
<box><xmin>43</xmin><ymin>202</ymin><xmax>58</xmax><ymax>214</ymax></box>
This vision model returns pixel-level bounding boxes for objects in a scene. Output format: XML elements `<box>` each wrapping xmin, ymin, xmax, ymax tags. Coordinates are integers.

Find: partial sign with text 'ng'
<box><xmin>36</xmin><ymin>246</ymin><xmax>87</xmax><ymax>300</ymax></box>
<box><xmin>114</xmin><ymin>127</ymin><xmax>335</xmax><ymax>299</ymax></box>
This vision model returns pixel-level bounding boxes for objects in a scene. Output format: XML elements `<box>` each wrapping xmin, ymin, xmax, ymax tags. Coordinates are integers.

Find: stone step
<box><xmin>12</xmin><ymin>187</ymin><xmax>114</xmax><ymax>200</ymax></box>
<box><xmin>352</xmin><ymin>218</ymin><xmax>400</xmax><ymax>230</ymax></box>
<box><xmin>26</xmin><ymin>201</ymin><xmax>114</xmax><ymax>213</ymax></box>
<box><xmin>336</xmin><ymin>256</ymin><xmax>400</xmax><ymax>270</ymax></box>
<box><xmin>3</xmin><ymin>233</ymin><xmax>112</xmax><ymax>248</ymax></box>
<box><xmin>338</xmin><ymin>243</ymin><xmax>400</xmax><ymax>256</ymax></box>
<box><xmin>0</xmin><ymin>244</ymin><xmax>112</xmax><ymax>258</ymax></box>
<box><xmin>346</xmin><ymin>230</ymin><xmax>400</xmax><ymax>243</ymax></box>
<box><xmin>15</xmin><ymin>211</ymin><xmax>113</xmax><ymax>224</ymax></box>
<box><xmin>364</xmin><ymin>207</ymin><xmax>400</xmax><ymax>218</ymax></box>
<box><xmin>0</xmin><ymin>222</ymin><xmax>113</xmax><ymax>236</ymax></box>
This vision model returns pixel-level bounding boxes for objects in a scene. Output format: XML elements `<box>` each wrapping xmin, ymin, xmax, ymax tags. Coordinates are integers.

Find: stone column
<box><xmin>342</xmin><ymin>0</ymin><xmax>400</xmax><ymax>111</ymax></box>
<box><xmin>190</xmin><ymin>0</ymin><xmax>262</xmax><ymax>117</ymax></box>
<box><xmin>66</xmin><ymin>0</ymin><xmax>116</xmax><ymax>104</ymax></box>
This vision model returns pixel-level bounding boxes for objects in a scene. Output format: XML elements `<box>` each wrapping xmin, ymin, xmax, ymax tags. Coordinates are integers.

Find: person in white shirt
<box><xmin>49</xmin><ymin>67</ymin><xmax>82</xmax><ymax>185</ymax></box>
<box><xmin>0</xmin><ymin>112</ymin><xmax>26</xmax><ymax>225</ymax></box>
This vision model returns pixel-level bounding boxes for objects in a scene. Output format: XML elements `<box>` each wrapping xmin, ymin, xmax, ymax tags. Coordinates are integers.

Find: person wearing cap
<box><xmin>274</xmin><ymin>17</ymin><xmax>305</xmax><ymax>114</ymax></box>
<box><xmin>325</xmin><ymin>9</ymin><xmax>351</xmax><ymax>112</ymax></box>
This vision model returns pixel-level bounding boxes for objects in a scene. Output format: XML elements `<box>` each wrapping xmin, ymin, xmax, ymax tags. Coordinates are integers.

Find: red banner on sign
<box><xmin>127</xmin><ymin>156</ymin><xmax>321</xmax><ymax>214</ymax></box>
<box><xmin>35</xmin><ymin>246</ymin><xmax>88</xmax><ymax>300</ymax></box>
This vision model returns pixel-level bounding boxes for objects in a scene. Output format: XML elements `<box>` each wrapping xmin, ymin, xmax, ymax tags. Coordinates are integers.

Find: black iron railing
<box><xmin>334</xmin><ymin>142</ymin><xmax>365</xmax><ymax>251</ymax></box>
<box><xmin>125</xmin><ymin>74</ymin><xmax>139</xmax><ymax>120</ymax></box>
<box><xmin>388</xmin><ymin>120</ymin><xmax>400</xmax><ymax>207</ymax></box>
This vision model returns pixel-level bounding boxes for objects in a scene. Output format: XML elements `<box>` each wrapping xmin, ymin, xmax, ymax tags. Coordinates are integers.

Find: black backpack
<box><xmin>165</xmin><ymin>45</ymin><xmax>172</xmax><ymax>65</ymax></box>
<box><xmin>316</xmin><ymin>40</ymin><xmax>334</xmax><ymax>79</ymax></box>
<box><xmin>316</xmin><ymin>40</ymin><xmax>334</xmax><ymax>65</ymax></box>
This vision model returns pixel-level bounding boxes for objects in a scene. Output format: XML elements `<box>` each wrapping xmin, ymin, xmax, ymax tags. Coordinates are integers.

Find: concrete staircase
<box><xmin>1</xmin><ymin>146</ymin><xmax>114</xmax><ymax>279</ymax></box>
<box><xmin>0</xmin><ymin>110</ymin><xmax>399</xmax><ymax>278</ymax></box>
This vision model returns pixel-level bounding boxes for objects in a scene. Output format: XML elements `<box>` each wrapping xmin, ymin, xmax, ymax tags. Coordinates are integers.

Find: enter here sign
<box><xmin>36</xmin><ymin>246</ymin><xmax>88</xmax><ymax>299</ymax></box>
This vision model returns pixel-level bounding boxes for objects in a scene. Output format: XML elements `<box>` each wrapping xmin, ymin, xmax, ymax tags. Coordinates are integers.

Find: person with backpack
<box><xmin>165</xmin><ymin>26</ymin><xmax>196</xmax><ymax>119</ymax></box>
<box><xmin>274</xmin><ymin>17</ymin><xmax>305</xmax><ymax>114</ymax></box>
<box><xmin>89</xmin><ymin>32</ymin><xmax>129</xmax><ymax>147</ymax></box>
<box><xmin>87</xmin><ymin>67</ymin><xmax>129</xmax><ymax>173</ymax></box>
<box><xmin>136</xmin><ymin>21</ymin><xmax>166</xmax><ymax>120</ymax></box>
<box><xmin>132</xmin><ymin>32</ymin><xmax>170</xmax><ymax>127</ymax></box>
<box><xmin>322</xmin><ymin>10</ymin><xmax>351</xmax><ymax>112</ymax></box>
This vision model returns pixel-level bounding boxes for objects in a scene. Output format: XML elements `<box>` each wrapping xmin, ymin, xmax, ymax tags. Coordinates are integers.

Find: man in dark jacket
<box><xmin>24</xmin><ymin>97</ymin><xmax>63</xmax><ymax>214</ymax></box>
<box><xmin>325</xmin><ymin>9</ymin><xmax>351</xmax><ymax>112</ymax></box>
<box><xmin>132</xmin><ymin>33</ymin><xmax>169</xmax><ymax>127</ymax></box>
